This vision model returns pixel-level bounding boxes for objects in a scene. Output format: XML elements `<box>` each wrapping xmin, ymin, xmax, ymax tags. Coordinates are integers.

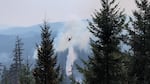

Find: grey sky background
<box><xmin>0</xmin><ymin>0</ymin><xmax>149</xmax><ymax>26</ymax></box>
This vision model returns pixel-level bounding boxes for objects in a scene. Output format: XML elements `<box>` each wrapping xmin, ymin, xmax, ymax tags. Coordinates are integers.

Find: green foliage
<box><xmin>77</xmin><ymin>0</ymin><xmax>127</xmax><ymax>84</ymax></box>
<box><xmin>19</xmin><ymin>64</ymin><xmax>35</xmax><ymax>84</ymax></box>
<box><xmin>127</xmin><ymin>0</ymin><xmax>150</xmax><ymax>83</ymax></box>
<box><xmin>69</xmin><ymin>74</ymin><xmax>80</xmax><ymax>84</ymax></box>
<box><xmin>0</xmin><ymin>66</ymin><xmax>9</xmax><ymax>84</ymax></box>
<box><xmin>0</xmin><ymin>37</ymin><xmax>35</xmax><ymax>84</ymax></box>
<box><xmin>12</xmin><ymin>36</ymin><xmax>24</xmax><ymax>84</ymax></box>
<box><xmin>33</xmin><ymin>21</ymin><xmax>60</xmax><ymax>84</ymax></box>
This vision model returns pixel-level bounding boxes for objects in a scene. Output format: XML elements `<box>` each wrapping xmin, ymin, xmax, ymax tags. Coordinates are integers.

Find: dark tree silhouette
<box><xmin>33</xmin><ymin>21</ymin><xmax>60</xmax><ymax>84</ymax></box>
<box><xmin>77</xmin><ymin>0</ymin><xmax>127</xmax><ymax>84</ymax></box>
<box><xmin>128</xmin><ymin>0</ymin><xmax>150</xmax><ymax>83</ymax></box>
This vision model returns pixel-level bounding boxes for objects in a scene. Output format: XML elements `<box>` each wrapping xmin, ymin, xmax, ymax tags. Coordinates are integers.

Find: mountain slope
<box><xmin>0</xmin><ymin>21</ymin><xmax>90</xmax><ymax>83</ymax></box>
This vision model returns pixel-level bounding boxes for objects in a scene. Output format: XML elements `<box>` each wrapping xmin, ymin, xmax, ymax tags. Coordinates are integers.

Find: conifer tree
<box><xmin>77</xmin><ymin>0</ymin><xmax>126</xmax><ymax>84</ymax></box>
<box><xmin>0</xmin><ymin>66</ymin><xmax>9</xmax><ymax>84</ymax></box>
<box><xmin>2</xmin><ymin>36</ymin><xmax>24</xmax><ymax>84</ymax></box>
<box><xmin>13</xmin><ymin>36</ymin><xmax>23</xmax><ymax>70</ymax></box>
<box><xmin>33</xmin><ymin>21</ymin><xmax>60</xmax><ymax>84</ymax></box>
<box><xmin>11</xmin><ymin>36</ymin><xmax>24</xmax><ymax>84</ymax></box>
<box><xmin>20</xmin><ymin>65</ymin><xmax>35</xmax><ymax>84</ymax></box>
<box><xmin>20</xmin><ymin>56</ymin><xmax>35</xmax><ymax>84</ymax></box>
<box><xmin>128</xmin><ymin>0</ymin><xmax>150</xmax><ymax>83</ymax></box>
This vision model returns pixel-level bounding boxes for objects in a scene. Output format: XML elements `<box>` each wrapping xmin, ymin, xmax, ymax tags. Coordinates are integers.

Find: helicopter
<box><xmin>68</xmin><ymin>36</ymin><xmax>72</xmax><ymax>42</ymax></box>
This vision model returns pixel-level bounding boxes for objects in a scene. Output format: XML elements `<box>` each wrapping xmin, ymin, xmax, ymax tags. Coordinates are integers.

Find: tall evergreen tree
<box><xmin>128</xmin><ymin>0</ymin><xmax>150</xmax><ymax>83</ymax></box>
<box><xmin>33</xmin><ymin>21</ymin><xmax>60</xmax><ymax>84</ymax></box>
<box><xmin>2</xmin><ymin>36</ymin><xmax>24</xmax><ymax>84</ymax></box>
<box><xmin>1</xmin><ymin>37</ymin><xmax>34</xmax><ymax>84</ymax></box>
<box><xmin>13</xmin><ymin>36</ymin><xmax>23</xmax><ymax>70</ymax></box>
<box><xmin>77</xmin><ymin>0</ymin><xmax>126</xmax><ymax>84</ymax></box>
<box><xmin>11</xmin><ymin>36</ymin><xmax>24</xmax><ymax>84</ymax></box>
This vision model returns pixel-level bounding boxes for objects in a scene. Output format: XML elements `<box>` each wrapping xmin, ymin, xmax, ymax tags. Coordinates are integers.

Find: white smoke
<box><xmin>66</xmin><ymin>47</ymin><xmax>77</xmax><ymax>76</ymax></box>
<box><xmin>54</xmin><ymin>17</ymin><xmax>91</xmax><ymax>76</ymax></box>
<box><xmin>33</xmin><ymin>49</ymin><xmax>38</xmax><ymax>59</ymax></box>
<box><xmin>33</xmin><ymin>46</ymin><xmax>41</xmax><ymax>59</ymax></box>
<box><xmin>54</xmin><ymin>19</ymin><xmax>91</xmax><ymax>52</ymax></box>
<box><xmin>32</xmin><ymin>16</ymin><xmax>91</xmax><ymax>77</ymax></box>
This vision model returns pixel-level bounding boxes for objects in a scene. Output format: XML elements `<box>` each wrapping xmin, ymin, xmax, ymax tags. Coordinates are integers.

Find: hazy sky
<box><xmin>0</xmin><ymin>0</ymin><xmax>148</xmax><ymax>26</ymax></box>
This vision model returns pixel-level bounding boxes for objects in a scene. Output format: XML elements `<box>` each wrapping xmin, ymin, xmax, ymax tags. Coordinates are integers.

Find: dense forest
<box><xmin>0</xmin><ymin>0</ymin><xmax>150</xmax><ymax>84</ymax></box>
